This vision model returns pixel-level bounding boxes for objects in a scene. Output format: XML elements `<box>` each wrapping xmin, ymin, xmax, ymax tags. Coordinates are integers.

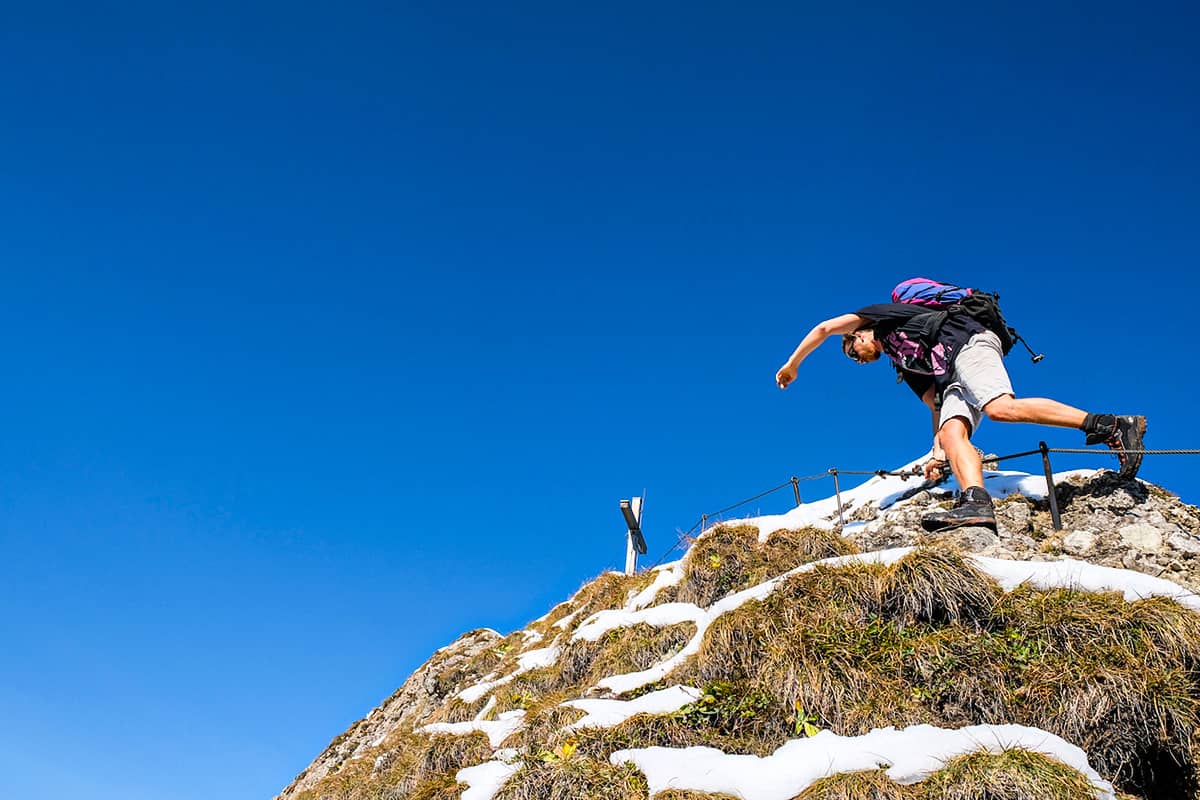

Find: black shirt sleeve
<box><xmin>855</xmin><ymin>304</ymin><xmax>935</xmax><ymax>399</ymax></box>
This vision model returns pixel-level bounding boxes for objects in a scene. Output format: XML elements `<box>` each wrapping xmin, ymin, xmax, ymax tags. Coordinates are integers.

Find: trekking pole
<box><xmin>1014</xmin><ymin>332</ymin><xmax>1044</xmax><ymax>363</ymax></box>
<box><xmin>791</xmin><ymin>476</ymin><xmax>802</xmax><ymax>507</ymax></box>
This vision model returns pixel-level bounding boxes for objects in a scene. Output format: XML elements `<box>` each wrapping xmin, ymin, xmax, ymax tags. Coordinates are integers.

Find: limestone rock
<box><xmin>1120</xmin><ymin>523</ymin><xmax>1164</xmax><ymax>554</ymax></box>
<box><xmin>1062</xmin><ymin>530</ymin><xmax>1098</xmax><ymax>557</ymax></box>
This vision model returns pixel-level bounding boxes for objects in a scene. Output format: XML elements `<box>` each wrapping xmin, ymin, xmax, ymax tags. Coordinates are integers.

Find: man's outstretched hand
<box><xmin>776</xmin><ymin>364</ymin><xmax>797</xmax><ymax>389</ymax></box>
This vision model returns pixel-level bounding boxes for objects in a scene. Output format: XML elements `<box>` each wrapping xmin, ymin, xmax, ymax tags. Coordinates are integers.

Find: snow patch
<box><xmin>563</xmin><ymin>685</ymin><xmax>703</xmax><ymax>731</ymax></box>
<box><xmin>612</xmin><ymin>723</ymin><xmax>1115</xmax><ymax>800</ymax></box>
<box><xmin>626</xmin><ymin>563</ymin><xmax>684</xmax><ymax>610</ymax></box>
<box><xmin>457</xmin><ymin>759</ymin><xmax>522</xmax><ymax>800</ymax></box>
<box><xmin>420</xmin><ymin>710</ymin><xmax>526</xmax><ymax>748</ymax></box>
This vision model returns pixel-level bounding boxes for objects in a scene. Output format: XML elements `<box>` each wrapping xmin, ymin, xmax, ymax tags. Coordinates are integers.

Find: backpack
<box><xmin>890</xmin><ymin>277</ymin><xmax>1018</xmax><ymax>356</ymax></box>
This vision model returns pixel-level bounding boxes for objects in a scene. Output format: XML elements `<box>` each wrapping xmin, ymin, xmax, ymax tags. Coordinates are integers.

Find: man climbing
<box><xmin>774</xmin><ymin>290</ymin><xmax>1146</xmax><ymax>531</ymax></box>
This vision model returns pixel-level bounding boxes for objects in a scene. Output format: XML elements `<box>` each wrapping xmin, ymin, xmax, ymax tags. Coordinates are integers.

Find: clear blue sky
<box><xmin>0</xmin><ymin>3</ymin><xmax>1196</xmax><ymax>799</ymax></box>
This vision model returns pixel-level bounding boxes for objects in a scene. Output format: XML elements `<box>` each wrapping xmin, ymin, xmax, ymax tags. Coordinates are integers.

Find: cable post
<box><xmin>1039</xmin><ymin>442</ymin><xmax>1063</xmax><ymax>531</ymax></box>
<box><xmin>828</xmin><ymin>468</ymin><xmax>845</xmax><ymax>527</ymax></box>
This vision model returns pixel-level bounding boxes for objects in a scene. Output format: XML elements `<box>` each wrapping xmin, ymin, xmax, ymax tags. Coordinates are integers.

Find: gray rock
<box><xmin>1062</xmin><ymin>530</ymin><xmax>1098</xmax><ymax>556</ymax></box>
<box><xmin>944</xmin><ymin>526</ymin><xmax>1000</xmax><ymax>552</ymax></box>
<box><xmin>995</xmin><ymin>501</ymin><xmax>1032</xmax><ymax>534</ymax></box>
<box><xmin>1106</xmin><ymin>489</ymin><xmax>1136</xmax><ymax>513</ymax></box>
<box><xmin>1120</xmin><ymin>523</ymin><xmax>1164</xmax><ymax>553</ymax></box>
<box><xmin>1168</xmin><ymin>532</ymin><xmax>1200</xmax><ymax>557</ymax></box>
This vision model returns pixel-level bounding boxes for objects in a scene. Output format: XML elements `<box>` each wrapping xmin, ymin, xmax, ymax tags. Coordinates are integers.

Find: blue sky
<box><xmin>0</xmin><ymin>3</ymin><xmax>1196</xmax><ymax>798</ymax></box>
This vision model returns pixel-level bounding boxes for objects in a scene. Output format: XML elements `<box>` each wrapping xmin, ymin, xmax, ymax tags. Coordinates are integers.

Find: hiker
<box><xmin>774</xmin><ymin>290</ymin><xmax>1146</xmax><ymax>531</ymax></box>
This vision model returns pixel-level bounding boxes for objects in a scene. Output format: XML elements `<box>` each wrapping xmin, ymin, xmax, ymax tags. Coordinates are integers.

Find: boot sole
<box><xmin>921</xmin><ymin>515</ymin><xmax>998</xmax><ymax>533</ymax></box>
<box><xmin>1117</xmin><ymin>416</ymin><xmax>1148</xmax><ymax>480</ymax></box>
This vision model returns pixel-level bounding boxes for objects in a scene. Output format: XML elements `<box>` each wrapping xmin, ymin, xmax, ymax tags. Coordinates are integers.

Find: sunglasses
<box><xmin>844</xmin><ymin>336</ymin><xmax>865</xmax><ymax>363</ymax></box>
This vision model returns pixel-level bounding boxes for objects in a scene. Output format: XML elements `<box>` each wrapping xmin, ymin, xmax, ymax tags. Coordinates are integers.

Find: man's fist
<box><xmin>776</xmin><ymin>364</ymin><xmax>797</xmax><ymax>389</ymax></box>
<box><xmin>924</xmin><ymin>458</ymin><xmax>950</xmax><ymax>482</ymax></box>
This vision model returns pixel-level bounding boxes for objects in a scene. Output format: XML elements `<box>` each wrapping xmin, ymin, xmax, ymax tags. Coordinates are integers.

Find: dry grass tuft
<box><xmin>493</xmin><ymin>757</ymin><xmax>647</xmax><ymax>800</ymax></box>
<box><xmin>404</xmin><ymin>773</ymin><xmax>462</xmax><ymax>800</ymax></box>
<box><xmin>677</xmin><ymin>524</ymin><xmax>858</xmax><ymax>609</ymax></box>
<box><xmin>571</xmin><ymin>712</ymin><xmax>720</xmax><ymax>758</ymax></box>
<box><xmin>678</xmin><ymin>524</ymin><xmax>763</xmax><ymax>607</ymax></box>
<box><xmin>763</xmin><ymin>525</ymin><xmax>859</xmax><ymax>566</ymax></box>
<box><xmin>509</xmin><ymin>696</ymin><xmax>585</xmax><ymax>755</ymax></box>
<box><xmin>922</xmin><ymin>747</ymin><xmax>1100</xmax><ymax>800</ymax></box>
<box><xmin>796</xmin><ymin>769</ymin><xmax>916</xmax><ymax>800</ymax></box>
<box><xmin>292</xmin><ymin>729</ymin><xmax>493</xmax><ymax>800</ymax></box>
<box><xmin>530</xmin><ymin>571</ymin><xmax>656</xmax><ymax>637</ymax></box>
<box><xmin>880</xmin><ymin>546</ymin><xmax>1000</xmax><ymax>626</ymax></box>
<box><xmin>424</xmin><ymin>695</ymin><xmax>489</xmax><ymax>725</ymax></box>
<box><xmin>410</xmin><ymin>733</ymin><xmax>494</xmax><ymax>784</ymax></box>
<box><xmin>557</xmin><ymin>622</ymin><xmax>696</xmax><ymax>690</ymax></box>
<box><xmin>653</xmin><ymin>791</ymin><xmax>743</xmax><ymax>800</ymax></box>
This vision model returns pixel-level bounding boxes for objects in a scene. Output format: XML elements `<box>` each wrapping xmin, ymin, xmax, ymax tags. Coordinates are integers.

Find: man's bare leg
<box><xmin>983</xmin><ymin>395</ymin><xmax>1086</xmax><ymax>428</ymax></box>
<box><xmin>938</xmin><ymin>416</ymin><xmax>984</xmax><ymax>490</ymax></box>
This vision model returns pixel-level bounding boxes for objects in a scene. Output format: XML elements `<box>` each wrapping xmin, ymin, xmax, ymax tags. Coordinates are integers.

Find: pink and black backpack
<box><xmin>888</xmin><ymin>277</ymin><xmax>1035</xmax><ymax>360</ymax></box>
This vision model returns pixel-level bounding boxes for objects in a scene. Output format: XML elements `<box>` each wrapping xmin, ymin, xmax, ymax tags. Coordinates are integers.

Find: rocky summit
<box><xmin>275</xmin><ymin>464</ymin><xmax>1200</xmax><ymax>800</ymax></box>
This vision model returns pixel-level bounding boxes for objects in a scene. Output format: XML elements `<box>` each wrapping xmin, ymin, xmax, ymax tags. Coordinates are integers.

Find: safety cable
<box><xmin>644</xmin><ymin>444</ymin><xmax>1199</xmax><ymax>570</ymax></box>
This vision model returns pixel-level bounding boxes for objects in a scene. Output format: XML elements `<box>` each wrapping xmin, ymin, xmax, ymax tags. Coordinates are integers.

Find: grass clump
<box><xmin>292</xmin><ymin>729</ymin><xmax>494</xmax><ymax>800</ymax></box>
<box><xmin>797</xmin><ymin>769</ymin><xmax>915</xmax><ymax>800</ymax></box>
<box><xmin>493</xmin><ymin>757</ymin><xmax>647</xmax><ymax>800</ymax></box>
<box><xmin>677</xmin><ymin>524</ymin><xmax>858</xmax><ymax>608</ymax></box>
<box><xmin>880</xmin><ymin>546</ymin><xmax>1000</xmax><ymax>626</ymax></box>
<box><xmin>922</xmin><ymin>748</ymin><xmax>1100</xmax><ymax>800</ymax></box>
<box><xmin>557</xmin><ymin>622</ymin><xmax>695</xmax><ymax>689</ymax></box>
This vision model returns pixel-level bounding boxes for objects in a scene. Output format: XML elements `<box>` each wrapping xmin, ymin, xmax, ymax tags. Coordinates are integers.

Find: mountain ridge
<box><xmin>277</xmin><ymin>462</ymin><xmax>1200</xmax><ymax>800</ymax></box>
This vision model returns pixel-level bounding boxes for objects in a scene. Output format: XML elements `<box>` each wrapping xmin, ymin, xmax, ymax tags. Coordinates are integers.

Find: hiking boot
<box><xmin>1085</xmin><ymin>414</ymin><xmax>1147</xmax><ymax>480</ymax></box>
<box><xmin>921</xmin><ymin>486</ymin><xmax>996</xmax><ymax>532</ymax></box>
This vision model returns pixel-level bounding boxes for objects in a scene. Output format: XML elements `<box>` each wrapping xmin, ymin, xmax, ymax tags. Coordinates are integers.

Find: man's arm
<box><xmin>775</xmin><ymin>313</ymin><xmax>865</xmax><ymax>389</ymax></box>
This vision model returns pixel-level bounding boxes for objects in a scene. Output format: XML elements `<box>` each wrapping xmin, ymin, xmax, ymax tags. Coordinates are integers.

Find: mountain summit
<box><xmin>276</xmin><ymin>462</ymin><xmax>1200</xmax><ymax>800</ymax></box>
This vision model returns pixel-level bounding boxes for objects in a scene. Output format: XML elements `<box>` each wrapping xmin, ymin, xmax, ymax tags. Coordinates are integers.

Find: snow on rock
<box><xmin>459</xmin><ymin>675</ymin><xmax>512</xmax><ymax>704</ymax></box>
<box><xmin>552</xmin><ymin>609</ymin><xmax>583</xmax><ymax>629</ymax></box>
<box><xmin>457</xmin><ymin>759</ymin><xmax>522</xmax><ymax>800</ymax></box>
<box><xmin>457</xmin><ymin>645</ymin><xmax>563</xmax><ymax>703</ymax></box>
<box><xmin>574</xmin><ymin>603</ymin><xmax>705</xmax><ymax>643</ymax></box>
<box><xmin>473</xmin><ymin>696</ymin><xmax>497</xmax><ymax>722</ymax></box>
<box><xmin>611</xmin><ymin>723</ymin><xmax>1116</xmax><ymax>800</ymax></box>
<box><xmin>420</xmin><ymin>710</ymin><xmax>526</xmax><ymax>748</ymax></box>
<box><xmin>974</xmin><ymin>554</ymin><xmax>1200</xmax><ymax>609</ymax></box>
<box><xmin>563</xmin><ymin>685</ymin><xmax>703</xmax><ymax>731</ymax></box>
<box><xmin>984</xmin><ymin>468</ymin><xmax>1097</xmax><ymax>501</ymax></box>
<box><xmin>626</xmin><ymin>562</ymin><xmax>684</xmax><ymax>610</ymax></box>
<box><xmin>516</xmin><ymin>645</ymin><xmax>560</xmax><ymax>671</ymax></box>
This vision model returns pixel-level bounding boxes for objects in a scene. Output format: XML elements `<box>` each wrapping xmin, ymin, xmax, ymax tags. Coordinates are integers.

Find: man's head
<box><xmin>842</xmin><ymin>329</ymin><xmax>883</xmax><ymax>364</ymax></box>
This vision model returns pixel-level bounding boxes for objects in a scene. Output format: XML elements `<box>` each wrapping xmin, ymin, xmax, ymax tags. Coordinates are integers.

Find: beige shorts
<box><xmin>939</xmin><ymin>330</ymin><xmax>1014</xmax><ymax>435</ymax></box>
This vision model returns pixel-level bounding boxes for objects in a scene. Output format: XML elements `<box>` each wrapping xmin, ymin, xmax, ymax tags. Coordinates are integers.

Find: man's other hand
<box><xmin>923</xmin><ymin>458</ymin><xmax>950</xmax><ymax>482</ymax></box>
<box><xmin>776</xmin><ymin>364</ymin><xmax>797</xmax><ymax>389</ymax></box>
